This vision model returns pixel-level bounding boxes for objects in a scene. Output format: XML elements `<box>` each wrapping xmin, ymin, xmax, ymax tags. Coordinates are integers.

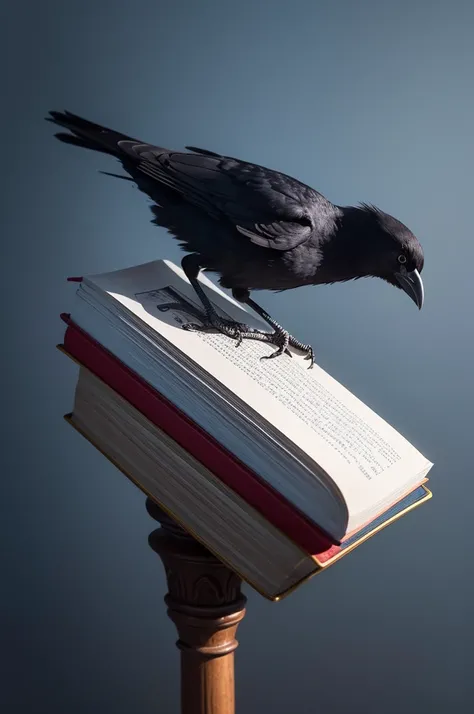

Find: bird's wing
<box><xmin>119</xmin><ymin>141</ymin><xmax>323</xmax><ymax>251</ymax></box>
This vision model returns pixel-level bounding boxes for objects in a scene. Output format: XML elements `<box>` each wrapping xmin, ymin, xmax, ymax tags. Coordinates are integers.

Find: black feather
<box><xmin>99</xmin><ymin>171</ymin><xmax>134</xmax><ymax>182</ymax></box>
<box><xmin>185</xmin><ymin>146</ymin><xmax>223</xmax><ymax>158</ymax></box>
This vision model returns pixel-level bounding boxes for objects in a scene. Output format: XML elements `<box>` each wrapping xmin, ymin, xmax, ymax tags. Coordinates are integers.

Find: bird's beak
<box><xmin>394</xmin><ymin>268</ymin><xmax>424</xmax><ymax>309</ymax></box>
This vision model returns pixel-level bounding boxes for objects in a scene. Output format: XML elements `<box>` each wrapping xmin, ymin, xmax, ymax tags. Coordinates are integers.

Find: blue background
<box><xmin>2</xmin><ymin>1</ymin><xmax>473</xmax><ymax>711</ymax></box>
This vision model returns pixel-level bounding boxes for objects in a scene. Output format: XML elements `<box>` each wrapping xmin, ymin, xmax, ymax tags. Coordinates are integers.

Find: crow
<box><xmin>46</xmin><ymin>110</ymin><xmax>424</xmax><ymax>367</ymax></box>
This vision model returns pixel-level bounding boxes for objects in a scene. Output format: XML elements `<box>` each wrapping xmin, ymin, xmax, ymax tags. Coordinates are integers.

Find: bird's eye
<box><xmin>398</xmin><ymin>254</ymin><xmax>407</xmax><ymax>265</ymax></box>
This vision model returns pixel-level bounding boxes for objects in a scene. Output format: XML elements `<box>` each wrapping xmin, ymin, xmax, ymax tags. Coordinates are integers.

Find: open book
<box><xmin>66</xmin><ymin>259</ymin><xmax>433</xmax><ymax>545</ymax></box>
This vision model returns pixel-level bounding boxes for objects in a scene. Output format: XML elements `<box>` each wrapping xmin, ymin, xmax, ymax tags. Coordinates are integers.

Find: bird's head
<box><xmin>361</xmin><ymin>204</ymin><xmax>424</xmax><ymax>309</ymax></box>
<box><xmin>334</xmin><ymin>204</ymin><xmax>425</xmax><ymax>309</ymax></box>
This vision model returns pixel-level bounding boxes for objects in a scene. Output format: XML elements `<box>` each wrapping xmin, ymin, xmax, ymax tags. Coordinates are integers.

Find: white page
<box><xmin>81</xmin><ymin>259</ymin><xmax>433</xmax><ymax>525</ymax></box>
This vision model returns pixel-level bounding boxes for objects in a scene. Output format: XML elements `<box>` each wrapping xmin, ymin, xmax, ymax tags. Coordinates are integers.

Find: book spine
<box><xmin>61</xmin><ymin>316</ymin><xmax>337</xmax><ymax>555</ymax></box>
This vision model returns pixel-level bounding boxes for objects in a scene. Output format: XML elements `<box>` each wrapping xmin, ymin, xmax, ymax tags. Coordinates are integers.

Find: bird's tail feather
<box><xmin>99</xmin><ymin>170</ymin><xmax>134</xmax><ymax>181</ymax></box>
<box><xmin>46</xmin><ymin>110</ymin><xmax>138</xmax><ymax>157</ymax></box>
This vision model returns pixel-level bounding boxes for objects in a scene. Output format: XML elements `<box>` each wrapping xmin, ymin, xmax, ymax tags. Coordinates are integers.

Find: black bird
<box><xmin>47</xmin><ymin>110</ymin><xmax>424</xmax><ymax>367</ymax></box>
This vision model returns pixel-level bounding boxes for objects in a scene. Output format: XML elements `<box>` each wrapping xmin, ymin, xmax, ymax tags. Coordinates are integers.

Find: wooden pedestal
<box><xmin>146</xmin><ymin>498</ymin><xmax>247</xmax><ymax>714</ymax></box>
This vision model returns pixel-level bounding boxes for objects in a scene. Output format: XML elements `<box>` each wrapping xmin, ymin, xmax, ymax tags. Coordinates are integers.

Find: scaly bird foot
<box><xmin>238</xmin><ymin>296</ymin><xmax>314</xmax><ymax>367</ymax></box>
<box><xmin>256</xmin><ymin>329</ymin><xmax>314</xmax><ymax>367</ymax></box>
<box><xmin>238</xmin><ymin>325</ymin><xmax>314</xmax><ymax>366</ymax></box>
<box><xmin>157</xmin><ymin>300</ymin><xmax>306</xmax><ymax>362</ymax></box>
<box><xmin>157</xmin><ymin>301</ymin><xmax>249</xmax><ymax>343</ymax></box>
<box><xmin>181</xmin><ymin>312</ymin><xmax>264</xmax><ymax>348</ymax></box>
<box><xmin>287</xmin><ymin>334</ymin><xmax>315</xmax><ymax>368</ymax></box>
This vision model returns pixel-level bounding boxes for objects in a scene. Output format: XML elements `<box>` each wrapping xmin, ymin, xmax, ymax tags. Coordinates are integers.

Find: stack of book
<box><xmin>59</xmin><ymin>258</ymin><xmax>433</xmax><ymax>600</ymax></box>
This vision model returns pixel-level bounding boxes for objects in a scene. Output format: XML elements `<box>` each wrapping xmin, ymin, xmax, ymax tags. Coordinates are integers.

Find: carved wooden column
<box><xmin>146</xmin><ymin>498</ymin><xmax>247</xmax><ymax>714</ymax></box>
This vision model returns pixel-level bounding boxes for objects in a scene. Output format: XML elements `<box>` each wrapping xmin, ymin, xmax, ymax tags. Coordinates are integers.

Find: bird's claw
<box><xmin>286</xmin><ymin>336</ymin><xmax>315</xmax><ymax>368</ymax></box>
<box><xmin>181</xmin><ymin>311</ymin><xmax>313</xmax><ymax>367</ymax></box>
<box><xmin>258</xmin><ymin>331</ymin><xmax>314</xmax><ymax>368</ymax></box>
<box><xmin>260</xmin><ymin>329</ymin><xmax>290</xmax><ymax>362</ymax></box>
<box><xmin>303</xmin><ymin>347</ymin><xmax>315</xmax><ymax>368</ymax></box>
<box><xmin>182</xmin><ymin>315</ymin><xmax>253</xmax><ymax>345</ymax></box>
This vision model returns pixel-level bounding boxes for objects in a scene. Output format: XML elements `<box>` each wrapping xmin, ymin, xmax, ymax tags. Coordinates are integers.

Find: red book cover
<box><xmin>60</xmin><ymin>314</ymin><xmax>339</xmax><ymax>556</ymax></box>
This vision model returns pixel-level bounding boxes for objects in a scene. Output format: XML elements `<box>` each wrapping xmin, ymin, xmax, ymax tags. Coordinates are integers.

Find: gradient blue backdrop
<box><xmin>2</xmin><ymin>1</ymin><xmax>473</xmax><ymax>712</ymax></box>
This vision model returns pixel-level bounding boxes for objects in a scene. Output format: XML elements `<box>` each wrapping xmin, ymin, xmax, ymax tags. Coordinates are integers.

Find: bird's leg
<box><xmin>233</xmin><ymin>289</ymin><xmax>315</xmax><ymax>368</ymax></box>
<box><xmin>179</xmin><ymin>255</ymin><xmax>260</xmax><ymax>345</ymax></box>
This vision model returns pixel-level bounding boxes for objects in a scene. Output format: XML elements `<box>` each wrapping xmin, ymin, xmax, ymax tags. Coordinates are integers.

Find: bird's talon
<box><xmin>261</xmin><ymin>347</ymin><xmax>285</xmax><ymax>361</ymax></box>
<box><xmin>304</xmin><ymin>349</ymin><xmax>315</xmax><ymax>368</ymax></box>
